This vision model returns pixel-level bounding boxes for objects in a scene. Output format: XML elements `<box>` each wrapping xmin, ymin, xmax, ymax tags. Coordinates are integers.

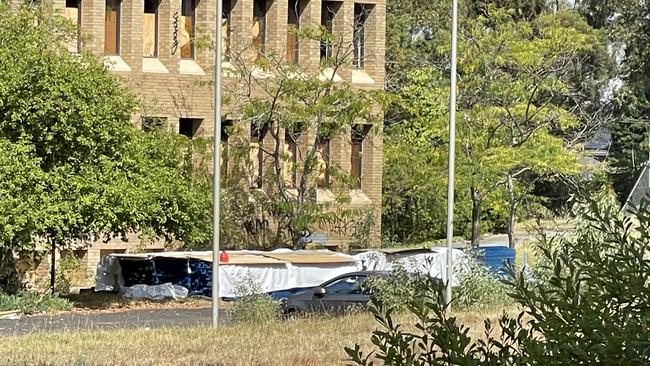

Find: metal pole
<box><xmin>445</xmin><ymin>0</ymin><xmax>458</xmax><ymax>312</ymax></box>
<box><xmin>212</xmin><ymin>0</ymin><xmax>224</xmax><ymax>328</ymax></box>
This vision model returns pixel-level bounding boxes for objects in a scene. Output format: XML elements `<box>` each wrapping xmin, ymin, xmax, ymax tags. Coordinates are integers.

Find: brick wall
<box><xmin>48</xmin><ymin>0</ymin><xmax>386</xmax><ymax>282</ymax></box>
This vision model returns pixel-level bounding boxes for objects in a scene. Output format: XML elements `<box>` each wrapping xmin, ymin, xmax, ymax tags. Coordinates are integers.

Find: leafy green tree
<box><xmin>218</xmin><ymin>30</ymin><xmax>384</xmax><ymax>250</ymax></box>
<box><xmin>0</xmin><ymin>3</ymin><xmax>211</xmax><ymax>292</ymax></box>
<box><xmin>383</xmin><ymin>6</ymin><xmax>608</xmax><ymax>247</ymax></box>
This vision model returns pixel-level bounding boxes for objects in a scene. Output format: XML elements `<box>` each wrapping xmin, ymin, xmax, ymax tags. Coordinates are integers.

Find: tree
<box><xmin>0</xmin><ymin>3</ymin><xmax>212</xmax><ymax>292</ymax></box>
<box><xmin>217</xmin><ymin>28</ymin><xmax>384</xmax><ymax>250</ymax></box>
<box><xmin>383</xmin><ymin>5</ymin><xmax>608</xmax><ymax>247</ymax></box>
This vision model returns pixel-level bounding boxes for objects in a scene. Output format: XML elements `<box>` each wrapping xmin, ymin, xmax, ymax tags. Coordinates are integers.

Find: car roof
<box><xmin>326</xmin><ymin>270</ymin><xmax>392</xmax><ymax>281</ymax></box>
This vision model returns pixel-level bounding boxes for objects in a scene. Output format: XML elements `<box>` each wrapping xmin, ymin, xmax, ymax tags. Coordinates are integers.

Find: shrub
<box><xmin>0</xmin><ymin>291</ymin><xmax>72</xmax><ymax>314</ymax></box>
<box><xmin>230</xmin><ymin>275</ymin><xmax>281</xmax><ymax>324</ymax></box>
<box><xmin>454</xmin><ymin>248</ymin><xmax>512</xmax><ymax>311</ymax></box>
<box><xmin>346</xmin><ymin>195</ymin><xmax>650</xmax><ymax>365</ymax></box>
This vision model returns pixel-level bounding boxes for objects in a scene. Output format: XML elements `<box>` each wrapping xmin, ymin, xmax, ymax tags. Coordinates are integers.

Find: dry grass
<box><xmin>0</xmin><ymin>310</ymin><xmax>506</xmax><ymax>366</ymax></box>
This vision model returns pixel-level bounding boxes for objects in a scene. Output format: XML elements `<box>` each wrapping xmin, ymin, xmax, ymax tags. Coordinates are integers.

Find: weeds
<box><xmin>0</xmin><ymin>291</ymin><xmax>72</xmax><ymax>314</ymax></box>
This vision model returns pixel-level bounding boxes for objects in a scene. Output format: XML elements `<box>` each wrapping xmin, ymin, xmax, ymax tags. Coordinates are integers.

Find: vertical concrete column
<box><xmin>231</xmin><ymin>0</ymin><xmax>253</xmax><ymax>60</ymax></box>
<box><xmin>299</xmin><ymin>0</ymin><xmax>321</xmax><ymax>71</ymax></box>
<box><xmin>335</xmin><ymin>0</ymin><xmax>353</xmax><ymax>81</ymax></box>
<box><xmin>160</xmin><ymin>0</ymin><xmax>181</xmax><ymax>73</ymax></box>
<box><xmin>81</xmin><ymin>0</ymin><xmax>107</xmax><ymax>54</ymax></box>
<box><xmin>121</xmin><ymin>0</ymin><xmax>143</xmax><ymax>73</ymax></box>
<box><xmin>195</xmin><ymin>0</ymin><xmax>216</xmax><ymax>69</ymax></box>
<box><xmin>265</xmin><ymin>0</ymin><xmax>288</xmax><ymax>57</ymax></box>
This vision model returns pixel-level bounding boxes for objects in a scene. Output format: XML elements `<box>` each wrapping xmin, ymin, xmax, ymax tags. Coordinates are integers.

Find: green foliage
<box><xmin>218</xmin><ymin>30</ymin><xmax>384</xmax><ymax>249</ymax></box>
<box><xmin>0</xmin><ymin>3</ymin><xmax>212</xmax><ymax>289</ymax></box>
<box><xmin>383</xmin><ymin>5</ymin><xmax>608</xmax><ymax>245</ymax></box>
<box><xmin>0</xmin><ymin>291</ymin><xmax>72</xmax><ymax>314</ymax></box>
<box><xmin>230</xmin><ymin>275</ymin><xmax>281</xmax><ymax>324</ymax></box>
<box><xmin>347</xmin><ymin>194</ymin><xmax>650</xmax><ymax>365</ymax></box>
<box><xmin>454</xmin><ymin>248</ymin><xmax>512</xmax><ymax>311</ymax></box>
<box><xmin>54</xmin><ymin>254</ymin><xmax>88</xmax><ymax>293</ymax></box>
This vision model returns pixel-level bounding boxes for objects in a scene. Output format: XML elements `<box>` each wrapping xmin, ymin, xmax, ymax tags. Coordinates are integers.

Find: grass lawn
<box><xmin>0</xmin><ymin>311</ymin><xmax>502</xmax><ymax>366</ymax></box>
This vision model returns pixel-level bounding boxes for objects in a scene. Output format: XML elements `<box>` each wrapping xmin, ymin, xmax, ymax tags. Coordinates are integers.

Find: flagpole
<box><xmin>212</xmin><ymin>0</ymin><xmax>224</xmax><ymax>327</ymax></box>
<box><xmin>445</xmin><ymin>0</ymin><xmax>458</xmax><ymax>312</ymax></box>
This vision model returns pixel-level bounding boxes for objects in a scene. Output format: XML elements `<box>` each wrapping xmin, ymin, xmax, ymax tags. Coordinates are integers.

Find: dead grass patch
<box><xmin>0</xmin><ymin>310</ymin><xmax>511</xmax><ymax>366</ymax></box>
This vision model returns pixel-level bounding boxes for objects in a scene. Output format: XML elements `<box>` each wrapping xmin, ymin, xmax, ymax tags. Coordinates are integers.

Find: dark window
<box><xmin>351</xmin><ymin>125</ymin><xmax>369</xmax><ymax>189</ymax></box>
<box><xmin>141</xmin><ymin>116</ymin><xmax>167</xmax><ymax>132</ymax></box>
<box><xmin>320</xmin><ymin>1</ymin><xmax>340</xmax><ymax>61</ymax></box>
<box><xmin>105</xmin><ymin>0</ymin><xmax>121</xmax><ymax>55</ymax></box>
<box><xmin>179</xmin><ymin>118</ymin><xmax>202</xmax><ymax>139</ymax></box>
<box><xmin>353</xmin><ymin>3</ymin><xmax>372</xmax><ymax>69</ymax></box>
<box><xmin>316</xmin><ymin>135</ymin><xmax>330</xmax><ymax>189</ymax></box>
<box><xmin>287</xmin><ymin>0</ymin><xmax>304</xmax><ymax>64</ymax></box>
<box><xmin>221</xmin><ymin>120</ymin><xmax>232</xmax><ymax>182</ymax></box>
<box><xmin>252</xmin><ymin>0</ymin><xmax>268</xmax><ymax>55</ymax></box>
<box><xmin>181</xmin><ymin>0</ymin><xmax>197</xmax><ymax>59</ymax></box>
<box><xmin>324</xmin><ymin>275</ymin><xmax>366</xmax><ymax>295</ymax></box>
<box><xmin>65</xmin><ymin>0</ymin><xmax>81</xmax><ymax>53</ymax></box>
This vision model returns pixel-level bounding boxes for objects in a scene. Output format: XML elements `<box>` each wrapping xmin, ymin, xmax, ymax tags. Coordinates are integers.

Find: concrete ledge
<box><xmin>103</xmin><ymin>55</ymin><xmax>131</xmax><ymax>72</ymax></box>
<box><xmin>142</xmin><ymin>58</ymin><xmax>170</xmax><ymax>74</ymax></box>
<box><xmin>180</xmin><ymin>59</ymin><xmax>206</xmax><ymax>76</ymax></box>
<box><xmin>351</xmin><ymin>70</ymin><xmax>375</xmax><ymax>84</ymax></box>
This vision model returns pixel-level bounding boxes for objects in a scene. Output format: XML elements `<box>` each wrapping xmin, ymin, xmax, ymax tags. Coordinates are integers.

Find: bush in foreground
<box><xmin>230</xmin><ymin>275</ymin><xmax>281</xmax><ymax>324</ymax></box>
<box><xmin>347</xmin><ymin>196</ymin><xmax>650</xmax><ymax>365</ymax></box>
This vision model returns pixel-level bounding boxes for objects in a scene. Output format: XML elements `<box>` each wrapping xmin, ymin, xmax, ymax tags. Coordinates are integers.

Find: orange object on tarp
<box><xmin>219</xmin><ymin>251</ymin><xmax>229</xmax><ymax>263</ymax></box>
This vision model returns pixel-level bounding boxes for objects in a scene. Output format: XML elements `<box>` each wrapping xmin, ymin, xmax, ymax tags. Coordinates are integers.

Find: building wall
<box><xmin>49</xmin><ymin>0</ymin><xmax>385</xmax><ymax>283</ymax></box>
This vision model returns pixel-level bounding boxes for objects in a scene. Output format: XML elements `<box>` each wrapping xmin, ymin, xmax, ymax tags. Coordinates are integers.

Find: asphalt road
<box><xmin>0</xmin><ymin>307</ymin><xmax>229</xmax><ymax>337</ymax></box>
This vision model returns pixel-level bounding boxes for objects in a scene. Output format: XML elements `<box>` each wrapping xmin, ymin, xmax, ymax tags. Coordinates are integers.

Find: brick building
<box><xmin>45</xmin><ymin>0</ymin><xmax>385</xmax><ymax>285</ymax></box>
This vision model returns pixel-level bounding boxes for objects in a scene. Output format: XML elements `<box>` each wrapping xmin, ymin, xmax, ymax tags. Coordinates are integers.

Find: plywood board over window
<box><xmin>143</xmin><ymin>0</ymin><xmax>159</xmax><ymax>57</ymax></box>
<box><xmin>105</xmin><ymin>0</ymin><xmax>121</xmax><ymax>55</ymax></box>
<box><xmin>64</xmin><ymin>0</ymin><xmax>81</xmax><ymax>53</ymax></box>
<box><xmin>222</xmin><ymin>0</ymin><xmax>232</xmax><ymax>61</ymax></box>
<box><xmin>252</xmin><ymin>0</ymin><xmax>267</xmax><ymax>57</ymax></box>
<box><xmin>316</xmin><ymin>136</ymin><xmax>330</xmax><ymax>189</ymax></box>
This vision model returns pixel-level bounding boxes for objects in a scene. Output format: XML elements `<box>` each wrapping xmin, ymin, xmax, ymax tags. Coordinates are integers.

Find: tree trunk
<box><xmin>49</xmin><ymin>238</ymin><xmax>56</xmax><ymax>294</ymax></box>
<box><xmin>470</xmin><ymin>187</ymin><xmax>481</xmax><ymax>247</ymax></box>
<box><xmin>506</xmin><ymin>173</ymin><xmax>516</xmax><ymax>249</ymax></box>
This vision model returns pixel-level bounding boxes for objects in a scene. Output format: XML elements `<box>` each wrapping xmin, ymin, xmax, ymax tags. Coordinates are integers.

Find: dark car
<box><xmin>280</xmin><ymin>271</ymin><xmax>391</xmax><ymax>316</ymax></box>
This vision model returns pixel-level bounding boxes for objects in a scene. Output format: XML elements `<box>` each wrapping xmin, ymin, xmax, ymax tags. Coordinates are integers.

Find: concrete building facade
<box><xmin>46</xmin><ymin>0</ymin><xmax>386</xmax><ymax>285</ymax></box>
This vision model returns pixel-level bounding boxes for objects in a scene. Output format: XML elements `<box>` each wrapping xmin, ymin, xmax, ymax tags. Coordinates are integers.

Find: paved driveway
<box><xmin>0</xmin><ymin>307</ymin><xmax>229</xmax><ymax>337</ymax></box>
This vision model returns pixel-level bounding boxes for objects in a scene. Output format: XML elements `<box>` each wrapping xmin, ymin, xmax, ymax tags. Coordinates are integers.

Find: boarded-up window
<box><xmin>222</xmin><ymin>0</ymin><xmax>232</xmax><ymax>61</ymax></box>
<box><xmin>65</xmin><ymin>0</ymin><xmax>81</xmax><ymax>53</ymax></box>
<box><xmin>320</xmin><ymin>1</ymin><xmax>339</xmax><ymax>61</ymax></box>
<box><xmin>179</xmin><ymin>118</ymin><xmax>202</xmax><ymax>139</ymax></box>
<box><xmin>252</xmin><ymin>0</ymin><xmax>267</xmax><ymax>56</ymax></box>
<box><xmin>316</xmin><ymin>136</ymin><xmax>330</xmax><ymax>189</ymax></box>
<box><xmin>250</xmin><ymin>124</ymin><xmax>266</xmax><ymax>189</ymax></box>
<box><xmin>284</xmin><ymin>130</ymin><xmax>298</xmax><ymax>187</ymax></box>
<box><xmin>287</xmin><ymin>0</ymin><xmax>304</xmax><ymax>64</ymax></box>
<box><xmin>180</xmin><ymin>0</ymin><xmax>197</xmax><ymax>59</ymax></box>
<box><xmin>351</xmin><ymin>125</ymin><xmax>369</xmax><ymax>189</ymax></box>
<box><xmin>353</xmin><ymin>3</ymin><xmax>372</xmax><ymax>69</ymax></box>
<box><xmin>105</xmin><ymin>0</ymin><xmax>120</xmax><ymax>55</ymax></box>
<box><xmin>143</xmin><ymin>0</ymin><xmax>159</xmax><ymax>57</ymax></box>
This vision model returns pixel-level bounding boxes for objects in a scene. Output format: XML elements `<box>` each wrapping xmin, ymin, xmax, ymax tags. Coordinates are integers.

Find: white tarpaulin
<box><xmin>354</xmin><ymin>248</ymin><xmax>466</xmax><ymax>286</ymax></box>
<box><xmin>96</xmin><ymin>248</ymin><xmax>465</xmax><ymax>298</ymax></box>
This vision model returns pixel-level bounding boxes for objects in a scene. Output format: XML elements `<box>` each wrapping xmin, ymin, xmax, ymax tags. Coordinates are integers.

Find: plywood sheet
<box><xmin>261</xmin><ymin>252</ymin><xmax>355</xmax><ymax>264</ymax></box>
<box><xmin>143</xmin><ymin>13</ymin><xmax>156</xmax><ymax>57</ymax></box>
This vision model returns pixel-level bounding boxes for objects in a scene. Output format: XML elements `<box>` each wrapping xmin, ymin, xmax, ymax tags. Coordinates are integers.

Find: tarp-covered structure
<box><xmin>96</xmin><ymin>248</ymin><xmax>466</xmax><ymax>298</ymax></box>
